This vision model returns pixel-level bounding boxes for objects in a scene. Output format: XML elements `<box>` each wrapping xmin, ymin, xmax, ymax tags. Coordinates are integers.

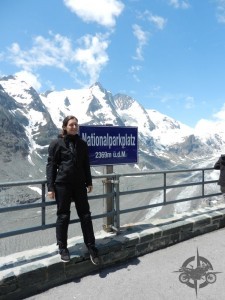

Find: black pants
<box><xmin>55</xmin><ymin>183</ymin><xmax>95</xmax><ymax>249</ymax></box>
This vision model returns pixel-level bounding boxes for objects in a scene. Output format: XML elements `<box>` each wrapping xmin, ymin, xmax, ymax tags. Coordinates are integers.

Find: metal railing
<box><xmin>0</xmin><ymin>167</ymin><xmax>221</xmax><ymax>238</ymax></box>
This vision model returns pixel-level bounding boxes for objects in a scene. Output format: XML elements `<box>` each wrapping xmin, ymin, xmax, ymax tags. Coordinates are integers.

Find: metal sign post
<box><xmin>103</xmin><ymin>164</ymin><xmax>114</xmax><ymax>232</ymax></box>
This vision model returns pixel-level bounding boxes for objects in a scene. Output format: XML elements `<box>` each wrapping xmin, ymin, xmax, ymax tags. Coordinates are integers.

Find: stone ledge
<box><xmin>1</xmin><ymin>204</ymin><xmax>225</xmax><ymax>300</ymax></box>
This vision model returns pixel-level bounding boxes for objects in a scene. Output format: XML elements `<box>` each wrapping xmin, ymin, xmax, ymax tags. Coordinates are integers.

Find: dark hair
<box><xmin>61</xmin><ymin>115</ymin><xmax>78</xmax><ymax>136</ymax></box>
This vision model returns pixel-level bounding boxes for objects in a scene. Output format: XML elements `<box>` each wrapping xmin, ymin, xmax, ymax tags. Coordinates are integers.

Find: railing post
<box><xmin>202</xmin><ymin>169</ymin><xmax>205</xmax><ymax>197</ymax></box>
<box><xmin>163</xmin><ymin>172</ymin><xmax>167</xmax><ymax>204</ymax></box>
<box><xmin>113</xmin><ymin>174</ymin><xmax>120</xmax><ymax>232</ymax></box>
<box><xmin>42</xmin><ymin>183</ymin><xmax>46</xmax><ymax>227</ymax></box>
<box><xmin>103</xmin><ymin>165</ymin><xmax>114</xmax><ymax>232</ymax></box>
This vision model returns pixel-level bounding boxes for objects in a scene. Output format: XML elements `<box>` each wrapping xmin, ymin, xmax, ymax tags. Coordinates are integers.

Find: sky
<box><xmin>1</xmin><ymin>0</ymin><xmax>225</xmax><ymax>128</ymax></box>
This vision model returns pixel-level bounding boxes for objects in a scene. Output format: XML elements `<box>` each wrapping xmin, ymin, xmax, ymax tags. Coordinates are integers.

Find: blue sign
<box><xmin>79</xmin><ymin>125</ymin><xmax>138</xmax><ymax>166</ymax></box>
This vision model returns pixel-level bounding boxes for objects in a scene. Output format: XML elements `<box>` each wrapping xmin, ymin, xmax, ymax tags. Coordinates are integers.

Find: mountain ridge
<box><xmin>0</xmin><ymin>75</ymin><xmax>223</xmax><ymax>183</ymax></box>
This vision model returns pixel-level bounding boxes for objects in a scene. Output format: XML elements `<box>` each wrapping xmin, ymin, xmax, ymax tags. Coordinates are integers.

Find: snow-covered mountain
<box><xmin>0</xmin><ymin>75</ymin><xmax>223</xmax><ymax>183</ymax></box>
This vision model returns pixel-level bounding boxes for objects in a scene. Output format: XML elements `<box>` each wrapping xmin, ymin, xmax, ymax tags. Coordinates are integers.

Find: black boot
<box><xmin>87</xmin><ymin>244</ymin><xmax>100</xmax><ymax>265</ymax></box>
<box><xmin>59</xmin><ymin>247</ymin><xmax>70</xmax><ymax>262</ymax></box>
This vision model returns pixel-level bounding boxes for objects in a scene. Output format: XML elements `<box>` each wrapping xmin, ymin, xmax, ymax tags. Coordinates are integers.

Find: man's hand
<box><xmin>47</xmin><ymin>191</ymin><xmax>55</xmax><ymax>199</ymax></box>
<box><xmin>87</xmin><ymin>186</ymin><xmax>93</xmax><ymax>193</ymax></box>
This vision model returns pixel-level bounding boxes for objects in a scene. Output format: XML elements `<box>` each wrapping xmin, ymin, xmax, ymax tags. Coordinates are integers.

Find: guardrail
<box><xmin>0</xmin><ymin>167</ymin><xmax>221</xmax><ymax>238</ymax></box>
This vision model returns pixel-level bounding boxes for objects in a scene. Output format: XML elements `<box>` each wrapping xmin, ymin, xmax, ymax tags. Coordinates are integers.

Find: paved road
<box><xmin>25</xmin><ymin>227</ymin><xmax>225</xmax><ymax>300</ymax></box>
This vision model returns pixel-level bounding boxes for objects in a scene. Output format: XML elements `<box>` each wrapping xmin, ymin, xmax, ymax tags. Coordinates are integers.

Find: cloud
<box><xmin>129</xmin><ymin>65</ymin><xmax>142</xmax><ymax>82</ymax></box>
<box><xmin>7</xmin><ymin>33</ymin><xmax>73</xmax><ymax>72</ymax></box>
<box><xmin>148</xmin><ymin>14</ymin><xmax>167</xmax><ymax>30</ymax></box>
<box><xmin>73</xmin><ymin>33</ymin><xmax>110</xmax><ymax>85</ymax></box>
<box><xmin>63</xmin><ymin>0</ymin><xmax>124</xmax><ymax>28</ymax></box>
<box><xmin>168</xmin><ymin>0</ymin><xmax>190</xmax><ymax>9</ymax></box>
<box><xmin>141</xmin><ymin>11</ymin><xmax>167</xmax><ymax>30</ymax></box>
<box><xmin>132</xmin><ymin>24</ymin><xmax>149</xmax><ymax>60</ymax></box>
<box><xmin>194</xmin><ymin>118</ymin><xmax>217</xmax><ymax>135</ymax></box>
<box><xmin>194</xmin><ymin>103</ymin><xmax>225</xmax><ymax>134</ymax></box>
<box><xmin>157</xmin><ymin>93</ymin><xmax>195</xmax><ymax>112</ymax></box>
<box><xmin>213</xmin><ymin>103</ymin><xmax>225</xmax><ymax>120</ymax></box>
<box><xmin>15</xmin><ymin>70</ymin><xmax>42</xmax><ymax>90</ymax></box>
<box><xmin>184</xmin><ymin>96</ymin><xmax>195</xmax><ymax>109</ymax></box>
<box><xmin>129</xmin><ymin>65</ymin><xmax>142</xmax><ymax>73</ymax></box>
<box><xmin>194</xmin><ymin>116</ymin><xmax>225</xmax><ymax>137</ymax></box>
<box><xmin>5</xmin><ymin>32</ymin><xmax>110</xmax><ymax>87</ymax></box>
<box><xmin>215</xmin><ymin>0</ymin><xmax>225</xmax><ymax>23</ymax></box>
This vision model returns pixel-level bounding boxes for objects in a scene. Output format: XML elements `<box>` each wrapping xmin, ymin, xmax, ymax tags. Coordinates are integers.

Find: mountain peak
<box><xmin>0</xmin><ymin>75</ymin><xmax>16</xmax><ymax>81</ymax></box>
<box><xmin>90</xmin><ymin>82</ymin><xmax>104</xmax><ymax>90</ymax></box>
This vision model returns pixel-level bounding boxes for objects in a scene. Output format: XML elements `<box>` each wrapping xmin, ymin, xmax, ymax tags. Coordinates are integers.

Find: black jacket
<box><xmin>46</xmin><ymin>134</ymin><xmax>92</xmax><ymax>192</ymax></box>
<box><xmin>214</xmin><ymin>155</ymin><xmax>225</xmax><ymax>186</ymax></box>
